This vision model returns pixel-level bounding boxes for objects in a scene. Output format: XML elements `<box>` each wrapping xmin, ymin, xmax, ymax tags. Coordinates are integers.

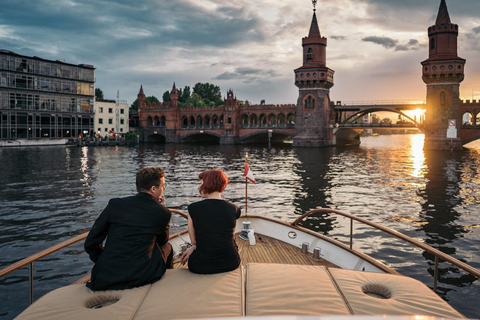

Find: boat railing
<box><xmin>0</xmin><ymin>209</ymin><xmax>188</xmax><ymax>305</ymax></box>
<box><xmin>291</xmin><ymin>208</ymin><xmax>480</xmax><ymax>292</ymax></box>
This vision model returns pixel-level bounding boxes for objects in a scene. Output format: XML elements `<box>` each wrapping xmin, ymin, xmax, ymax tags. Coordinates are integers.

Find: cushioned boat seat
<box><xmin>14</xmin><ymin>284</ymin><xmax>150</xmax><ymax>320</ymax></box>
<box><xmin>245</xmin><ymin>263</ymin><xmax>351</xmax><ymax>316</ymax></box>
<box><xmin>15</xmin><ymin>267</ymin><xmax>244</xmax><ymax>320</ymax></box>
<box><xmin>15</xmin><ymin>263</ymin><xmax>465</xmax><ymax>319</ymax></box>
<box><xmin>134</xmin><ymin>267</ymin><xmax>244</xmax><ymax>319</ymax></box>
<box><xmin>328</xmin><ymin>268</ymin><xmax>465</xmax><ymax>318</ymax></box>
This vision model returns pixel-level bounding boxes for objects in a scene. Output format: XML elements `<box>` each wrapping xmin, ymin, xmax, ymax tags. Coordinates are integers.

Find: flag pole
<box><xmin>245</xmin><ymin>152</ymin><xmax>248</xmax><ymax>216</ymax></box>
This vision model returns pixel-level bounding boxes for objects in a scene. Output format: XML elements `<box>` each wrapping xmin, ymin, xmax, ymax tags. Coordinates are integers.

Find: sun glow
<box><xmin>410</xmin><ymin>134</ymin><xmax>425</xmax><ymax>178</ymax></box>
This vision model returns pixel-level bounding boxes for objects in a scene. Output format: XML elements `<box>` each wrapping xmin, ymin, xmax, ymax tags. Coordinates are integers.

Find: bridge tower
<box><xmin>421</xmin><ymin>0</ymin><xmax>465</xmax><ymax>150</ymax></box>
<box><xmin>293</xmin><ymin>0</ymin><xmax>335</xmax><ymax>147</ymax></box>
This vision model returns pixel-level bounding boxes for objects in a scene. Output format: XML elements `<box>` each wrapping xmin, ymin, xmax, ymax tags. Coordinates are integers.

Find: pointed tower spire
<box><xmin>436</xmin><ymin>0</ymin><xmax>451</xmax><ymax>25</ymax></box>
<box><xmin>308</xmin><ymin>1</ymin><xmax>321</xmax><ymax>38</ymax></box>
<box><xmin>170</xmin><ymin>82</ymin><xmax>178</xmax><ymax>94</ymax></box>
<box><xmin>138</xmin><ymin>84</ymin><xmax>144</xmax><ymax>96</ymax></box>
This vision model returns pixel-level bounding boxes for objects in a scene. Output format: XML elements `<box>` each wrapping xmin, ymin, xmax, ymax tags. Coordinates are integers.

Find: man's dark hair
<box><xmin>136</xmin><ymin>167</ymin><xmax>165</xmax><ymax>192</ymax></box>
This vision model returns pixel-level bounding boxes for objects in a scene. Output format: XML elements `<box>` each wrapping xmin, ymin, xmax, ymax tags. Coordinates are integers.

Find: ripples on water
<box><xmin>0</xmin><ymin>134</ymin><xmax>479</xmax><ymax>319</ymax></box>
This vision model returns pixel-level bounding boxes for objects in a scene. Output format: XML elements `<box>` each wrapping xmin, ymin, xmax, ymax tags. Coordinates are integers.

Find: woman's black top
<box><xmin>187</xmin><ymin>199</ymin><xmax>241</xmax><ymax>274</ymax></box>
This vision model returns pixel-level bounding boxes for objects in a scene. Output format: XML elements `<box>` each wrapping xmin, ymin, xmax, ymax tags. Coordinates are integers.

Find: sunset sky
<box><xmin>1</xmin><ymin>0</ymin><xmax>479</xmax><ymax>106</ymax></box>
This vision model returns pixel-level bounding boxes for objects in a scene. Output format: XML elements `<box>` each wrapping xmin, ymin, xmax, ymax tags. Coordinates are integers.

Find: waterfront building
<box><xmin>0</xmin><ymin>50</ymin><xmax>95</xmax><ymax>143</ymax></box>
<box><xmin>94</xmin><ymin>99</ymin><xmax>129</xmax><ymax>136</ymax></box>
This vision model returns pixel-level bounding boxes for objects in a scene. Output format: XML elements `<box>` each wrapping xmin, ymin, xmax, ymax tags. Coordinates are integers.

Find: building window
<box><xmin>108</xmin><ymin>108</ymin><xmax>113</xmax><ymax>113</ymax></box>
<box><xmin>430</xmin><ymin>38</ymin><xmax>435</xmax><ymax>50</ymax></box>
<box><xmin>108</xmin><ymin>119</ymin><xmax>113</xmax><ymax>124</ymax></box>
<box><xmin>99</xmin><ymin>107</ymin><xmax>103</xmax><ymax>113</ymax></box>
<box><xmin>440</xmin><ymin>92</ymin><xmax>446</xmax><ymax>106</ymax></box>
<box><xmin>105</xmin><ymin>128</ymin><xmax>108</xmax><ymax>132</ymax></box>
<box><xmin>99</xmin><ymin>118</ymin><xmax>103</xmax><ymax>124</ymax></box>
<box><xmin>120</xmin><ymin>109</ymin><xmax>124</xmax><ymax>114</ymax></box>
<box><xmin>120</xmin><ymin>119</ymin><xmax>124</xmax><ymax>124</ymax></box>
<box><xmin>305</xmin><ymin>96</ymin><xmax>315</xmax><ymax>109</ymax></box>
<box><xmin>120</xmin><ymin>128</ymin><xmax>123</xmax><ymax>132</ymax></box>
<box><xmin>306</xmin><ymin>48</ymin><xmax>313</xmax><ymax>59</ymax></box>
<box><xmin>97</xmin><ymin>128</ymin><xmax>101</xmax><ymax>132</ymax></box>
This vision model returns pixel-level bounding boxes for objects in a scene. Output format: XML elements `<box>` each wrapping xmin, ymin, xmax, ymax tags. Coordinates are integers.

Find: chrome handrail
<box><xmin>0</xmin><ymin>208</ymin><xmax>189</xmax><ymax>305</ymax></box>
<box><xmin>292</xmin><ymin>208</ymin><xmax>480</xmax><ymax>291</ymax></box>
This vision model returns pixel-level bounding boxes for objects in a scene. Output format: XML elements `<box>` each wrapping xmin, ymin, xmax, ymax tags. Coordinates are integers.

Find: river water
<box><xmin>0</xmin><ymin>134</ymin><xmax>479</xmax><ymax>319</ymax></box>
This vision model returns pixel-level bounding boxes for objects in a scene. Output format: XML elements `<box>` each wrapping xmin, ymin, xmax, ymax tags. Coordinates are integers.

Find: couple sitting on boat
<box><xmin>84</xmin><ymin>167</ymin><xmax>241</xmax><ymax>291</ymax></box>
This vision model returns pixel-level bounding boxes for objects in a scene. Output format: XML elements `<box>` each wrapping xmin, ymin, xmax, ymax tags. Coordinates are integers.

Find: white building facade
<box><xmin>94</xmin><ymin>99</ymin><xmax>129</xmax><ymax>136</ymax></box>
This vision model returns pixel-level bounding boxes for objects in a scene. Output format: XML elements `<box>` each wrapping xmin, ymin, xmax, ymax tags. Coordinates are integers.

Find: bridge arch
<box><xmin>181</xmin><ymin>116</ymin><xmax>188</xmax><ymax>128</ymax></box>
<box><xmin>147</xmin><ymin>116</ymin><xmax>153</xmax><ymax>126</ymax></box>
<box><xmin>146</xmin><ymin>132</ymin><xmax>166</xmax><ymax>143</ymax></box>
<box><xmin>181</xmin><ymin>131</ymin><xmax>222</xmax><ymax>144</ymax></box>
<box><xmin>278</xmin><ymin>114</ymin><xmax>286</xmax><ymax>127</ymax></box>
<box><xmin>259</xmin><ymin>114</ymin><xmax>267</xmax><ymax>127</ymax></box>
<box><xmin>250</xmin><ymin>114</ymin><xmax>258</xmax><ymax>127</ymax></box>
<box><xmin>268</xmin><ymin>114</ymin><xmax>276</xmax><ymax>127</ymax></box>
<box><xmin>241</xmin><ymin>114</ymin><xmax>249</xmax><ymax>127</ymax></box>
<box><xmin>342</xmin><ymin>108</ymin><xmax>420</xmax><ymax>127</ymax></box>
<box><xmin>204</xmin><ymin>115</ymin><xmax>210</xmax><ymax>127</ymax></box>
<box><xmin>462</xmin><ymin>112</ymin><xmax>474</xmax><ymax>125</ymax></box>
<box><xmin>160</xmin><ymin>116</ymin><xmax>166</xmax><ymax>126</ymax></box>
<box><xmin>287</xmin><ymin>113</ymin><xmax>295</xmax><ymax>125</ymax></box>
<box><xmin>240</xmin><ymin>129</ymin><xmax>295</xmax><ymax>144</ymax></box>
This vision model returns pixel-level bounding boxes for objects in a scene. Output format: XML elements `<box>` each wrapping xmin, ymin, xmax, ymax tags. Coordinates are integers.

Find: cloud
<box><xmin>362</xmin><ymin>36</ymin><xmax>420</xmax><ymax>51</ymax></box>
<box><xmin>331</xmin><ymin>35</ymin><xmax>347</xmax><ymax>40</ymax></box>
<box><xmin>362</xmin><ymin>36</ymin><xmax>398</xmax><ymax>48</ymax></box>
<box><xmin>473</xmin><ymin>26</ymin><xmax>480</xmax><ymax>34</ymax></box>
<box><xmin>408</xmin><ymin>39</ymin><xmax>419</xmax><ymax>46</ymax></box>
<box><xmin>214</xmin><ymin>67</ymin><xmax>278</xmax><ymax>81</ymax></box>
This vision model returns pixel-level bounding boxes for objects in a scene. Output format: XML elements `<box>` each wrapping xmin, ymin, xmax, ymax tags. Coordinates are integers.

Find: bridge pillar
<box><xmin>293</xmin><ymin>5</ymin><xmax>335</xmax><ymax>147</ymax></box>
<box><xmin>421</xmin><ymin>0</ymin><xmax>465</xmax><ymax>150</ymax></box>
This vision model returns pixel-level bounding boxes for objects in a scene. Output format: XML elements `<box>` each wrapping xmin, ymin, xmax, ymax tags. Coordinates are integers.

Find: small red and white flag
<box><xmin>243</xmin><ymin>162</ymin><xmax>256</xmax><ymax>184</ymax></box>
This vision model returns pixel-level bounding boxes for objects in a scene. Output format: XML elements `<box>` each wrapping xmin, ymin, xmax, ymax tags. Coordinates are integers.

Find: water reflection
<box><xmin>418</xmin><ymin>150</ymin><xmax>476</xmax><ymax>299</ymax></box>
<box><xmin>410</xmin><ymin>134</ymin><xmax>426</xmax><ymax>178</ymax></box>
<box><xmin>0</xmin><ymin>137</ymin><xmax>479</xmax><ymax>319</ymax></box>
<box><xmin>293</xmin><ymin>147</ymin><xmax>336</xmax><ymax>234</ymax></box>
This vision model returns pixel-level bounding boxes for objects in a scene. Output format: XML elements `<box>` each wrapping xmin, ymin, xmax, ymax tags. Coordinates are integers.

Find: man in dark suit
<box><xmin>84</xmin><ymin>167</ymin><xmax>172</xmax><ymax>291</ymax></box>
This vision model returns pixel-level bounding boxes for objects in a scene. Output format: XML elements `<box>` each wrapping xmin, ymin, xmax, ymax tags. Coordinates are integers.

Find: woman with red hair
<box><xmin>181</xmin><ymin>169</ymin><xmax>241</xmax><ymax>274</ymax></box>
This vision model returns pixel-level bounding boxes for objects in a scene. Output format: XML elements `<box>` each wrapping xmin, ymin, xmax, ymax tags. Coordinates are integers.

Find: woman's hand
<box><xmin>180</xmin><ymin>245</ymin><xmax>196</xmax><ymax>265</ymax></box>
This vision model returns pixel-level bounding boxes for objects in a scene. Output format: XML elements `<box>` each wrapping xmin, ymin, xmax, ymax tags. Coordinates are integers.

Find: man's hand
<box><xmin>157</xmin><ymin>196</ymin><xmax>165</xmax><ymax>206</ymax></box>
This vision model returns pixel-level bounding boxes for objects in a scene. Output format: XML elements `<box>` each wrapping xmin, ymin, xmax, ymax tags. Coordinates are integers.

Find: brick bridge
<box><xmin>138</xmin><ymin>86</ymin><xmax>296</xmax><ymax>144</ymax></box>
<box><xmin>137</xmin><ymin>83</ymin><xmax>480</xmax><ymax>145</ymax></box>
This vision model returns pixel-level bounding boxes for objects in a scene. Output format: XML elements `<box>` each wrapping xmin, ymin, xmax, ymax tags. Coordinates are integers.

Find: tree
<box><xmin>371</xmin><ymin>114</ymin><xmax>380</xmax><ymax>124</ymax></box>
<box><xmin>381</xmin><ymin>117</ymin><xmax>393</xmax><ymax>124</ymax></box>
<box><xmin>95</xmin><ymin>88</ymin><xmax>104</xmax><ymax>101</ymax></box>
<box><xmin>189</xmin><ymin>93</ymin><xmax>205</xmax><ymax>107</ymax></box>
<box><xmin>130</xmin><ymin>96</ymin><xmax>160</xmax><ymax>111</ymax></box>
<box><xmin>163</xmin><ymin>91</ymin><xmax>170</xmax><ymax>102</ymax></box>
<box><xmin>181</xmin><ymin>86</ymin><xmax>191</xmax><ymax>103</ymax></box>
<box><xmin>193</xmin><ymin>82</ymin><xmax>222</xmax><ymax>106</ymax></box>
